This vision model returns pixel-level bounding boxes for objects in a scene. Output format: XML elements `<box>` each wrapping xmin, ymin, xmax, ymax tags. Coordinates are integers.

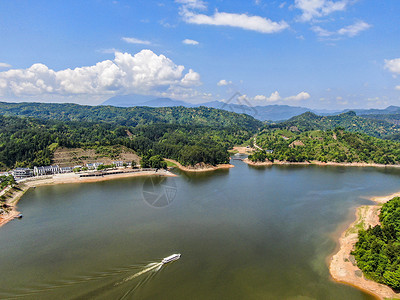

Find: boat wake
<box><xmin>1</xmin><ymin>254</ymin><xmax>180</xmax><ymax>299</ymax></box>
<box><xmin>114</xmin><ymin>262</ymin><xmax>163</xmax><ymax>286</ymax></box>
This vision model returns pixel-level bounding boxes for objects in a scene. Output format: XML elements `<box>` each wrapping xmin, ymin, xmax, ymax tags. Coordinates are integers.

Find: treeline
<box><xmin>352</xmin><ymin>197</ymin><xmax>400</xmax><ymax>289</ymax></box>
<box><xmin>0</xmin><ymin>102</ymin><xmax>262</xmax><ymax>130</ymax></box>
<box><xmin>0</xmin><ymin>115</ymin><xmax>254</xmax><ymax>170</ymax></box>
<box><xmin>271</xmin><ymin>111</ymin><xmax>400</xmax><ymax>140</ymax></box>
<box><xmin>251</xmin><ymin>128</ymin><xmax>400</xmax><ymax>164</ymax></box>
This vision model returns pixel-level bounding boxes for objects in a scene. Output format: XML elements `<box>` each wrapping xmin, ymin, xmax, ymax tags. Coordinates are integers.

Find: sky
<box><xmin>0</xmin><ymin>0</ymin><xmax>400</xmax><ymax>109</ymax></box>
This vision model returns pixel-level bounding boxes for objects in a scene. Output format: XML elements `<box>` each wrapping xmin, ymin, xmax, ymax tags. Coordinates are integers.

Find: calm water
<box><xmin>1</xmin><ymin>161</ymin><xmax>400</xmax><ymax>299</ymax></box>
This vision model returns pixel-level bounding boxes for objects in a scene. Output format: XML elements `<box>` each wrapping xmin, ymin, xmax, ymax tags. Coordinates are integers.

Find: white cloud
<box><xmin>396</xmin><ymin>85</ymin><xmax>400</xmax><ymax>91</ymax></box>
<box><xmin>295</xmin><ymin>0</ymin><xmax>350</xmax><ymax>22</ymax></box>
<box><xmin>122</xmin><ymin>37</ymin><xmax>151</xmax><ymax>45</ymax></box>
<box><xmin>337</xmin><ymin>21</ymin><xmax>371</xmax><ymax>37</ymax></box>
<box><xmin>254</xmin><ymin>91</ymin><xmax>281</xmax><ymax>102</ymax></box>
<box><xmin>217</xmin><ymin>79</ymin><xmax>232</xmax><ymax>86</ymax></box>
<box><xmin>182</xmin><ymin>39</ymin><xmax>199</xmax><ymax>45</ymax></box>
<box><xmin>0</xmin><ymin>62</ymin><xmax>11</xmax><ymax>69</ymax></box>
<box><xmin>285</xmin><ymin>91</ymin><xmax>311</xmax><ymax>101</ymax></box>
<box><xmin>312</xmin><ymin>21</ymin><xmax>371</xmax><ymax>38</ymax></box>
<box><xmin>385</xmin><ymin>58</ymin><xmax>400</xmax><ymax>74</ymax></box>
<box><xmin>175</xmin><ymin>0</ymin><xmax>207</xmax><ymax>10</ymax></box>
<box><xmin>180</xmin><ymin>9</ymin><xmax>289</xmax><ymax>34</ymax></box>
<box><xmin>252</xmin><ymin>91</ymin><xmax>310</xmax><ymax>103</ymax></box>
<box><xmin>0</xmin><ymin>50</ymin><xmax>201</xmax><ymax>103</ymax></box>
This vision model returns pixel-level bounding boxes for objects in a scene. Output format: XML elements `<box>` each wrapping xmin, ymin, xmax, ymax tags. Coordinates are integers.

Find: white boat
<box><xmin>162</xmin><ymin>254</ymin><xmax>181</xmax><ymax>264</ymax></box>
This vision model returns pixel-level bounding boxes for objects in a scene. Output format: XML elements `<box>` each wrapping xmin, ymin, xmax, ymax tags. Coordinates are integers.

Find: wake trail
<box><xmin>114</xmin><ymin>262</ymin><xmax>163</xmax><ymax>286</ymax></box>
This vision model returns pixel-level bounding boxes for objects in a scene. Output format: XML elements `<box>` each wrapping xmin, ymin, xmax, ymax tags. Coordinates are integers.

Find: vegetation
<box><xmin>253</xmin><ymin>128</ymin><xmax>400</xmax><ymax>164</ymax></box>
<box><xmin>352</xmin><ymin>197</ymin><xmax>400</xmax><ymax>289</ymax></box>
<box><xmin>0</xmin><ymin>102</ymin><xmax>262</xmax><ymax>130</ymax></box>
<box><xmin>0</xmin><ymin>175</ymin><xmax>15</xmax><ymax>190</ymax></box>
<box><xmin>273</xmin><ymin>111</ymin><xmax>400</xmax><ymax>140</ymax></box>
<box><xmin>97</xmin><ymin>164</ymin><xmax>116</xmax><ymax>171</ymax></box>
<box><xmin>140</xmin><ymin>151</ymin><xmax>167</xmax><ymax>170</ymax></box>
<box><xmin>248</xmin><ymin>150</ymin><xmax>273</xmax><ymax>163</ymax></box>
<box><xmin>0</xmin><ymin>110</ymin><xmax>255</xmax><ymax>170</ymax></box>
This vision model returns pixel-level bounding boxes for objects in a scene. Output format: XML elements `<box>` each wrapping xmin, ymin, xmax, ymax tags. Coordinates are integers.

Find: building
<box><xmin>60</xmin><ymin>167</ymin><xmax>73</xmax><ymax>173</ymax></box>
<box><xmin>12</xmin><ymin>168</ymin><xmax>33</xmax><ymax>179</ymax></box>
<box><xmin>112</xmin><ymin>161</ymin><xmax>124</xmax><ymax>167</ymax></box>
<box><xmin>33</xmin><ymin>165</ymin><xmax>60</xmax><ymax>176</ymax></box>
<box><xmin>86</xmin><ymin>162</ymin><xmax>103</xmax><ymax>170</ymax></box>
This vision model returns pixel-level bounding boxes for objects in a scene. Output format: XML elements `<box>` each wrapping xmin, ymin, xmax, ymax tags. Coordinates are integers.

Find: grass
<box><xmin>166</xmin><ymin>160</ymin><xmax>178</xmax><ymax>167</ymax></box>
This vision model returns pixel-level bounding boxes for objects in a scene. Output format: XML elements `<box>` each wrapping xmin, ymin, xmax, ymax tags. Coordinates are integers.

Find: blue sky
<box><xmin>0</xmin><ymin>0</ymin><xmax>399</xmax><ymax>109</ymax></box>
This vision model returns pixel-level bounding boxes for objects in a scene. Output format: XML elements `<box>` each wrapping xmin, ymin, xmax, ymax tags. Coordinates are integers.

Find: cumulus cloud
<box><xmin>396</xmin><ymin>86</ymin><xmax>400</xmax><ymax>90</ymax></box>
<box><xmin>312</xmin><ymin>21</ymin><xmax>371</xmax><ymax>38</ymax></box>
<box><xmin>252</xmin><ymin>91</ymin><xmax>310</xmax><ymax>103</ymax></box>
<box><xmin>0</xmin><ymin>62</ymin><xmax>11</xmax><ymax>69</ymax></box>
<box><xmin>254</xmin><ymin>91</ymin><xmax>281</xmax><ymax>102</ymax></box>
<box><xmin>295</xmin><ymin>0</ymin><xmax>350</xmax><ymax>22</ymax></box>
<box><xmin>385</xmin><ymin>58</ymin><xmax>400</xmax><ymax>74</ymax></box>
<box><xmin>0</xmin><ymin>50</ymin><xmax>201</xmax><ymax>102</ymax></box>
<box><xmin>286</xmin><ymin>91</ymin><xmax>311</xmax><ymax>101</ymax></box>
<box><xmin>122</xmin><ymin>37</ymin><xmax>151</xmax><ymax>45</ymax></box>
<box><xmin>182</xmin><ymin>39</ymin><xmax>199</xmax><ymax>45</ymax></box>
<box><xmin>217</xmin><ymin>79</ymin><xmax>232</xmax><ymax>86</ymax></box>
<box><xmin>180</xmin><ymin>9</ymin><xmax>289</xmax><ymax>34</ymax></box>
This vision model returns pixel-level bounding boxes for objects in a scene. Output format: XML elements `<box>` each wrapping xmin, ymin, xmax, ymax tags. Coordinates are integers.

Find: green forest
<box><xmin>1</xmin><ymin>102</ymin><xmax>400</xmax><ymax>170</ymax></box>
<box><xmin>273</xmin><ymin>111</ymin><xmax>400</xmax><ymax>140</ymax></box>
<box><xmin>249</xmin><ymin>128</ymin><xmax>400</xmax><ymax>164</ymax></box>
<box><xmin>0</xmin><ymin>102</ymin><xmax>262</xmax><ymax>130</ymax></box>
<box><xmin>352</xmin><ymin>197</ymin><xmax>400</xmax><ymax>289</ymax></box>
<box><xmin>0</xmin><ymin>112</ymin><xmax>255</xmax><ymax>170</ymax></box>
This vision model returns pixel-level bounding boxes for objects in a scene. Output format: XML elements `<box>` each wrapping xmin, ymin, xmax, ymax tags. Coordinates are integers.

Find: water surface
<box><xmin>1</xmin><ymin>161</ymin><xmax>400</xmax><ymax>299</ymax></box>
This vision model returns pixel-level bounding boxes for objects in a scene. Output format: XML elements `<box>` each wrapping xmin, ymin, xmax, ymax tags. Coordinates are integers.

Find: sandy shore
<box><xmin>0</xmin><ymin>184</ymin><xmax>29</xmax><ymax>227</ymax></box>
<box><xmin>329</xmin><ymin>192</ymin><xmax>400</xmax><ymax>299</ymax></box>
<box><xmin>165</xmin><ymin>159</ymin><xmax>234</xmax><ymax>172</ymax></box>
<box><xmin>0</xmin><ymin>169</ymin><xmax>176</xmax><ymax>228</ymax></box>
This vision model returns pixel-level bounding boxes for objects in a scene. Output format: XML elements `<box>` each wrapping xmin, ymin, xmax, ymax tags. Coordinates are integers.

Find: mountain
<box><xmin>102</xmin><ymin>95</ymin><xmax>333</xmax><ymax>121</ymax></box>
<box><xmin>350</xmin><ymin>106</ymin><xmax>400</xmax><ymax>115</ymax></box>
<box><xmin>101</xmin><ymin>94</ymin><xmax>155</xmax><ymax>106</ymax></box>
<box><xmin>0</xmin><ymin>101</ymin><xmax>263</xmax><ymax>130</ymax></box>
<box><xmin>275</xmin><ymin>111</ymin><xmax>400</xmax><ymax>139</ymax></box>
<box><xmin>101</xmin><ymin>95</ymin><xmax>192</xmax><ymax>107</ymax></box>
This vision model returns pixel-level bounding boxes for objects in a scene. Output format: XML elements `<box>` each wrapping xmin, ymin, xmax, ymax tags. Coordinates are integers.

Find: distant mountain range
<box><xmin>102</xmin><ymin>94</ymin><xmax>400</xmax><ymax>122</ymax></box>
<box><xmin>101</xmin><ymin>95</ymin><xmax>332</xmax><ymax>121</ymax></box>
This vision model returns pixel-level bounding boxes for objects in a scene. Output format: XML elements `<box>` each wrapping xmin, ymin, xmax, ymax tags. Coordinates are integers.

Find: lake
<box><xmin>1</xmin><ymin>160</ymin><xmax>400</xmax><ymax>299</ymax></box>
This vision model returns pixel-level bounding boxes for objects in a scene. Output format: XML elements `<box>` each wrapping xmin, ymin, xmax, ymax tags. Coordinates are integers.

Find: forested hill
<box><xmin>0</xmin><ymin>114</ymin><xmax>255</xmax><ymax>170</ymax></box>
<box><xmin>275</xmin><ymin>111</ymin><xmax>400</xmax><ymax>139</ymax></box>
<box><xmin>0</xmin><ymin>102</ymin><xmax>262</xmax><ymax>130</ymax></box>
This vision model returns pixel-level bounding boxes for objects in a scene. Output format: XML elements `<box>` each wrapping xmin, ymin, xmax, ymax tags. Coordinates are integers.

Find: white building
<box><xmin>12</xmin><ymin>168</ymin><xmax>33</xmax><ymax>179</ymax></box>
<box><xmin>112</xmin><ymin>161</ymin><xmax>124</xmax><ymax>167</ymax></box>
<box><xmin>33</xmin><ymin>165</ymin><xmax>60</xmax><ymax>176</ymax></box>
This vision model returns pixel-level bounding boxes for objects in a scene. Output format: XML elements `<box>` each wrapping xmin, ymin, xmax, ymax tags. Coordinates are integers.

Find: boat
<box><xmin>162</xmin><ymin>254</ymin><xmax>181</xmax><ymax>264</ymax></box>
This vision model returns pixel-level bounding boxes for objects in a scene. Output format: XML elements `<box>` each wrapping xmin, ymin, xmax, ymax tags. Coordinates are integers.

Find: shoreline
<box><xmin>165</xmin><ymin>159</ymin><xmax>234</xmax><ymax>172</ymax></box>
<box><xmin>329</xmin><ymin>191</ymin><xmax>400</xmax><ymax>299</ymax></box>
<box><xmin>243</xmin><ymin>158</ymin><xmax>400</xmax><ymax>169</ymax></box>
<box><xmin>0</xmin><ymin>169</ymin><xmax>176</xmax><ymax>228</ymax></box>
